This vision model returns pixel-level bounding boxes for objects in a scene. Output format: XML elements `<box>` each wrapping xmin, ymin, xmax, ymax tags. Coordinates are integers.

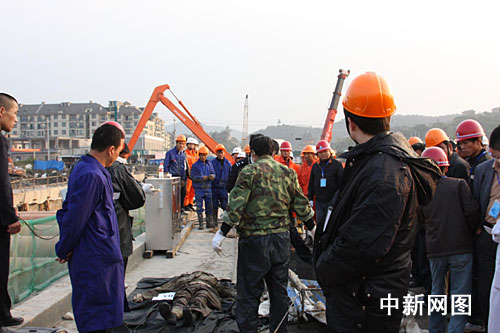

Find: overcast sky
<box><xmin>3</xmin><ymin>0</ymin><xmax>499</xmax><ymax>132</ymax></box>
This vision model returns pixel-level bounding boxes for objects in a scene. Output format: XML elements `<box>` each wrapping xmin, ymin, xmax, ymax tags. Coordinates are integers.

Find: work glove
<box><xmin>308</xmin><ymin>226</ymin><xmax>316</xmax><ymax>240</ymax></box>
<box><xmin>309</xmin><ymin>200</ymin><xmax>314</xmax><ymax>208</ymax></box>
<box><xmin>142</xmin><ymin>183</ymin><xmax>155</xmax><ymax>195</ymax></box>
<box><xmin>211</xmin><ymin>230</ymin><xmax>225</xmax><ymax>255</ymax></box>
<box><xmin>209</xmin><ymin>174</ymin><xmax>215</xmax><ymax>181</ymax></box>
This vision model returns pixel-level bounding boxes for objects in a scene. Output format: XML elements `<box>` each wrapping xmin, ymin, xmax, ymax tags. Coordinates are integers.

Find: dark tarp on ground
<box><xmin>111</xmin><ymin>277</ymin><xmax>245</xmax><ymax>333</ymax></box>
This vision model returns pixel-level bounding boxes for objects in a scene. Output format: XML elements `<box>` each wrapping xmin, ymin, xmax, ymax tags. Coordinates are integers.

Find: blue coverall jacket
<box><xmin>164</xmin><ymin>147</ymin><xmax>186</xmax><ymax>180</ymax></box>
<box><xmin>210</xmin><ymin>157</ymin><xmax>232</xmax><ymax>189</ymax></box>
<box><xmin>191</xmin><ymin>159</ymin><xmax>215</xmax><ymax>191</ymax></box>
<box><xmin>56</xmin><ymin>154</ymin><xmax>124</xmax><ymax>332</ymax></box>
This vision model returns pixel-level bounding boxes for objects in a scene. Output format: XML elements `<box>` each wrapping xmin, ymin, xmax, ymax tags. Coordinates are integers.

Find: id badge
<box><xmin>320</xmin><ymin>178</ymin><xmax>327</xmax><ymax>187</ymax></box>
<box><xmin>489</xmin><ymin>200</ymin><xmax>500</xmax><ymax>219</ymax></box>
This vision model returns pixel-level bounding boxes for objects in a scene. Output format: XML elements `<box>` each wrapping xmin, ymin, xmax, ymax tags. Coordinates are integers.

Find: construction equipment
<box><xmin>320</xmin><ymin>69</ymin><xmax>350</xmax><ymax>143</ymax></box>
<box><xmin>128</xmin><ymin>85</ymin><xmax>235</xmax><ymax>164</ymax></box>
<box><xmin>242</xmin><ymin>94</ymin><xmax>249</xmax><ymax>147</ymax></box>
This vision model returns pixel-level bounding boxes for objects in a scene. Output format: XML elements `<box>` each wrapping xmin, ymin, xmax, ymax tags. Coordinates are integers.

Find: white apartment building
<box><xmin>8</xmin><ymin>101</ymin><xmax>171</xmax><ymax>161</ymax></box>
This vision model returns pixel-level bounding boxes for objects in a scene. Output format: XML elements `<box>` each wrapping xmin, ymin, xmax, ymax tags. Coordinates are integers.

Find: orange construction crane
<box><xmin>320</xmin><ymin>69</ymin><xmax>350</xmax><ymax>143</ymax></box>
<box><xmin>128</xmin><ymin>85</ymin><xmax>234</xmax><ymax>164</ymax></box>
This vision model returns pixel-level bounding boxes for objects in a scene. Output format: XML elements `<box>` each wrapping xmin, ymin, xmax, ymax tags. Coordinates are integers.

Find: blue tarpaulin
<box><xmin>34</xmin><ymin>160</ymin><xmax>64</xmax><ymax>171</ymax></box>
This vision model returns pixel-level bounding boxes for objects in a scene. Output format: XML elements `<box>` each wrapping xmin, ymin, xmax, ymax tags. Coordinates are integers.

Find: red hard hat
<box><xmin>280</xmin><ymin>141</ymin><xmax>292</xmax><ymax>151</ymax></box>
<box><xmin>455</xmin><ymin>119</ymin><xmax>485</xmax><ymax>142</ymax></box>
<box><xmin>316</xmin><ymin>140</ymin><xmax>330</xmax><ymax>153</ymax></box>
<box><xmin>422</xmin><ymin>147</ymin><xmax>450</xmax><ymax>167</ymax></box>
<box><xmin>100</xmin><ymin>121</ymin><xmax>125</xmax><ymax>136</ymax></box>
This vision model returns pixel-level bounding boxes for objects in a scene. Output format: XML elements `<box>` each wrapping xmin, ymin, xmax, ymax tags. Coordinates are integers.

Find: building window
<box><xmin>54</xmin><ymin>123</ymin><xmax>58</xmax><ymax>127</ymax></box>
<box><xmin>61</xmin><ymin>115</ymin><xmax>66</xmax><ymax>119</ymax></box>
<box><xmin>62</xmin><ymin>130</ymin><xmax>66</xmax><ymax>135</ymax></box>
<box><xmin>92</xmin><ymin>114</ymin><xmax>96</xmax><ymax>119</ymax></box>
<box><xmin>61</xmin><ymin>122</ymin><xmax>66</xmax><ymax>127</ymax></box>
<box><xmin>70</xmin><ymin>114</ymin><xmax>77</xmax><ymax>120</ymax></box>
<box><xmin>92</xmin><ymin>121</ymin><xmax>96</xmax><ymax>126</ymax></box>
<box><xmin>53</xmin><ymin>115</ymin><xmax>58</xmax><ymax>120</ymax></box>
<box><xmin>54</xmin><ymin>130</ymin><xmax>58</xmax><ymax>135</ymax></box>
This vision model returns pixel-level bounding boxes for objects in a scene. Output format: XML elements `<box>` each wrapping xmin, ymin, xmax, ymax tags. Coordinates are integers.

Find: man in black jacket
<box><xmin>107</xmin><ymin>143</ymin><xmax>146</xmax><ymax>274</ymax></box>
<box><xmin>314</xmin><ymin>73</ymin><xmax>441</xmax><ymax>332</ymax></box>
<box><xmin>472</xmin><ymin>125</ymin><xmax>500</xmax><ymax>329</ymax></box>
<box><xmin>307</xmin><ymin>140</ymin><xmax>343</xmax><ymax>224</ymax></box>
<box><xmin>420</xmin><ymin>147</ymin><xmax>479</xmax><ymax>333</ymax></box>
<box><xmin>0</xmin><ymin>93</ymin><xmax>23</xmax><ymax>331</ymax></box>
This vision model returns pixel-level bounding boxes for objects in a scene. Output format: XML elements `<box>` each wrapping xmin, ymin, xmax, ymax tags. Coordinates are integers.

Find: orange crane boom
<box><xmin>129</xmin><ymin>84</ymin><xmax>235</xmax><ymax>163</ymax></box>
<box><xmin>320</xmin><ymin>69</ymin><xmax>350</xmax><ymax>143</ymax></box>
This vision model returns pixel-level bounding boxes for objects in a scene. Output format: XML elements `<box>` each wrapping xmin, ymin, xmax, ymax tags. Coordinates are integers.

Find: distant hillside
<box><xmin>165</xmin><ymin>123</ymin><xmax>242</xmax><ymax>141</ymax></box>
<box><xmin>253</xmin><ymin>108</ymin><xmax>500</xmax><ymax>154</ymax></box>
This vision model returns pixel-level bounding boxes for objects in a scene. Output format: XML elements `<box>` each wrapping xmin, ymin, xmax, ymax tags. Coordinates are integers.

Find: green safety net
<box><xmin>8</xmin><ymin>207</ymin><xmax>145</xmax><ymax>304</ymax></box>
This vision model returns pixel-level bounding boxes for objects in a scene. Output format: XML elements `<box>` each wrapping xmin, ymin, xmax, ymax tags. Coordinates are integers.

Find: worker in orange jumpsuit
<box><xmin>184</xmin><ymin>137</ymin><xmax>199</xmax><ymax>211</ymax></box>
<box><xmin>298</xmin><ymin>145</ymin><xmax>317</xmax><ymax>196</ymax></box>
<box><xmin>275</xmin><ymin>141</ymin><xmax>299</xmax><ymax>174</ymax></box>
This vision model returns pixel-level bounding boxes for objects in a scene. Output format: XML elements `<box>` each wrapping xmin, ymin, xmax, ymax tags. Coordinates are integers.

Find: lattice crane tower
<box><xmin>241</xmin><ymin>94</ymin><xmax>249</xmax><ymax>146</ymax></box>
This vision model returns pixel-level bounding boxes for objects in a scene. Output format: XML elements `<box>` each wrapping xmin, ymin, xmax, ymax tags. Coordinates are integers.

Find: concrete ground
<box><xmin>52</xmin><ymin>225</ymin><xmax>238</xmax><ymax>332</ymax></box>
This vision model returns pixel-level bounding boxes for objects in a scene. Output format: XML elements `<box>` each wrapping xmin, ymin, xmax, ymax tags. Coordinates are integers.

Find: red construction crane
<box><xmin>128</xmin><ymin>85</ymin><xmax>235</xmax><ymax>163</ymax></box>
<box><xmin>320</xmin><ymin>69</ymin><xmax>350</xmax><ymax>143</ymax></box>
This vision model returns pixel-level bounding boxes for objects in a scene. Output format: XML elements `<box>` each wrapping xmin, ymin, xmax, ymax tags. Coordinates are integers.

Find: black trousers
<box><xmin>236</xmin><ymin>232</ymin><xmax>290</xmax><ymax>333</ymax></box>
<box><xmin>289</xmin><ymin>223</ymin><xmax>312</xmax><ymax>265</ymax></box>
<box><xmin>0</xmin><ymin>230</ymin><xmax>12</xmax><ymax>328</ymax></box>
<box><xmin>475</xmin><ymin>229</ymin><xmax>498</xmax><ymax>331</ymax></box>
<box><xmin>410</xmin><ymin>229</ymin><xmax>431</xmax><ymax>295</ymax></box>
<box><xmin>328</xmin><ymin>281</ymin><xmax>404</xmax><ymax>333</ymax></box>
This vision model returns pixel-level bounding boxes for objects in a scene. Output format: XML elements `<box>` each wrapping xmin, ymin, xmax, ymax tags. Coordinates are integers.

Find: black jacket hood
<box><xmin>343</xmin><ymin>132</ymin><xmax>442</xmax><ymax>205</ymax></box>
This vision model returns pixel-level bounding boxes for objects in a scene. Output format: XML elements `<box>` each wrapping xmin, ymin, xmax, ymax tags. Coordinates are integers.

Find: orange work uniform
<box><xmin>298</xmin><ymin>159</ymin><xmax>316</xmax><ymax>196</ymax></box>
<box><xmin>184</xmin><ymin>148</ymin><xmax>198</xmax><ymax>207</ymax></box>
<box><xmin>275</xmin><ymin>155</ymin><xmax>300</xmax><ymax>174</ymax></box>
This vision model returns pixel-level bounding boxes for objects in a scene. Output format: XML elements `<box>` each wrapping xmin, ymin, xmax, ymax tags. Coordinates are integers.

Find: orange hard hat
<box><xmin>244</xmin><ymin>145</ymin><xmax>251</xmax><ymax>153</ymax></box>
<box><xmin>280</xmin><ymin>141</ymin><xmax>292</xmax><ymax>151</ymax></box>
<box><xmin>408</xmin><ymin>137</ymin><xmax>423</xmax><ymax>146</ymax></box>
<box><xmin>176</xmin><ymin>134</ymin><xmax>187</xmax><ymax>142</ymax></box>
<box><xmin>425</xmin><ymin>128</ymin><xmax>449</xmax><ymax>147</ymax></box>
<box><xmin>455</xmin><ymin>119</ymin><xmax>485</xmax><ymax>142</ymax></box>
<box><xmin>215</xmin><ymin>144</ymin><xmax>225</xmax><ymax>151</ymax></box>
<box><xmin>342</xmin><ymin>72</ymin><xmax>396</xmax><ymax>118</ymax></box>
<box><xmin>198</xmin><ymin>146</ymin><xmax>209</xmax><ymax>154</ymax></box>
<box><xmin>302</xmin><ymin>145</ymin><xmax>316</xmax><ymax>154</ymax></box>
<box><xmin>316</xmin><ymin>140</ymin><xmax>330</xmax><ymax>153</ymax></box>
<box><xmin>422</xmin><ymin>147</ymin><xmax>450</xmax><ymax>167</ymax></box>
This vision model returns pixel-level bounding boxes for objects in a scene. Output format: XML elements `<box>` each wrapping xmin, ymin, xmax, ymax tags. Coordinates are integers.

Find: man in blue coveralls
<box><xmin>210</xmin><ymin>144</ymin><xmax>232</xmax><ymax>225</ymax></box>
<box><xmin>191</xmin><ymin>146</ymin><xmax>215</xmax><ymax>229</ymax></box>
<box><xmin>56</xmin><ymin>121</ymin><xmax>125</xmax><ymax>333</ymax></box>
<box><xmin>165</xmin><ymin>135</ymin><xmax>188</xmax><ymax>213</ymax></box>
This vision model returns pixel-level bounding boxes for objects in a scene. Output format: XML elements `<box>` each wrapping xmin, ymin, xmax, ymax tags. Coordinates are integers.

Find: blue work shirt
<box><xmin>164</xmin><ymin>147</ymin><xmax>186</xmax><ymax>180</ymax></box>
<box><xmin>56</xmin><ymin>154</ymin><xmax>124</xmax><ymax>332</ymax></box>
<box><xmin>210</xmin><ymin>157</ymin><xmax>232</xmax><ymax>189</ymax></box>
<box><xmin>191</xmin><ymin>159</ymin><xmax>215</xmax><ymax>191</ymax></box>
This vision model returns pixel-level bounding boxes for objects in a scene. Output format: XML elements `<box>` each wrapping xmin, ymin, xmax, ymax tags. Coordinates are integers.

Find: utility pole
<box><xmin>242</xmin><ymin>94</ymin><xmax>249</xmax><ymax>146</ymax></box>
<box><xmin>46</xmin><ymin>116</ymin><xmax>50</xmax><ymax>160</ymax></box>
<box><xmin>173</xmin><ymin>118</ymin><xmax>176</xmax><ymax>147</ymax></box>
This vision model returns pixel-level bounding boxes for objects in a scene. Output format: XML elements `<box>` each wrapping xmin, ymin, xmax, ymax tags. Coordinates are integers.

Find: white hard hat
<box><xmin>237</xmin><ymin>151</ymin><xmax>246</xmax><ymax>158</ymax></box>
<box><xmin>232</xmin><ymin>147</ymin><xmax>242</xmax><ymax>155</ymax></box>
<box><xmin>187</xmin><ymin>137</ymin><xmax>196</xmax><ymax>144</ymax></box>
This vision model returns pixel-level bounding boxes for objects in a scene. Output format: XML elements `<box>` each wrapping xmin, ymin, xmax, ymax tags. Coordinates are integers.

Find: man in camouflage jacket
<box><xmin>212</xmin><ymin>135</ymin><xmax>314</xmax><ymax>333</ymax></box>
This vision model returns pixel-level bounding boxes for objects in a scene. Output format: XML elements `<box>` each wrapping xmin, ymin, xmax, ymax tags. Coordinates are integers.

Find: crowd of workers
<box><xmin>1</xmin><ymin>71</ymin><xmax>500</xmax><ymax>333</ymax></box>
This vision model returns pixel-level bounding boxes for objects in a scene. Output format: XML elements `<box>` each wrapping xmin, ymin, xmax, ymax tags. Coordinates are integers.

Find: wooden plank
<box><xmin>171</xmin><ymin>220</ymin><xmax>194</xmax><ymax>257</ymax></box>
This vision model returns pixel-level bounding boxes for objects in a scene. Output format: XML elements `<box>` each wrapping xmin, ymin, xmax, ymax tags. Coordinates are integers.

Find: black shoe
<box><xmin>183</xmin><ymin>307</ymin><xmax>195</xmax><ymax>327</ymax></box>
<box><xmin>159</xmin><ymin>303</ymin><xmax>177</xmax><ymax>325</ymax></box>
<box><xmin>2</xmin><ymin>317</ymin><xmax>23</xmax><ymax>327</ymax></box>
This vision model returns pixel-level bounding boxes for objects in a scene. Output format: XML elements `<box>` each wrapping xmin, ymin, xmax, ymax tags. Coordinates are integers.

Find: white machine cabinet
<box><xmin>144</xmin><ymin>177</ymin><xmax>182</xmax><ymax>257</ymax></box>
